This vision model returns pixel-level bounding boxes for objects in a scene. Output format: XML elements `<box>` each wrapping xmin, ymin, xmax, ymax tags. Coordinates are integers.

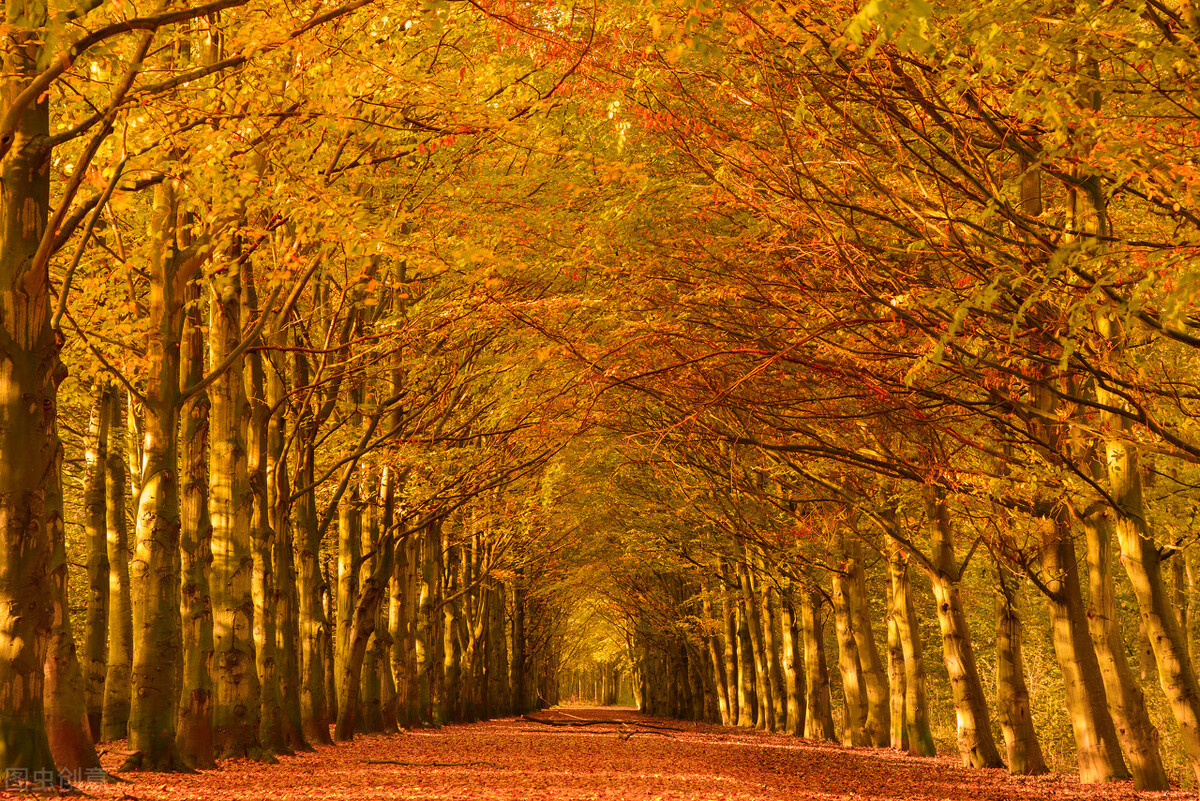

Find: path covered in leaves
<box><xmin>65</xmin><ymin>708</ymin><xmax>1192</xmax><ymax>801</ymax></box>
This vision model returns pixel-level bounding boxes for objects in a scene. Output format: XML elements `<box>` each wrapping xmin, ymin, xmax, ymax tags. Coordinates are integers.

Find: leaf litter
<box><xmin>32</xmin><ymin>708</ymin><xmax>1197</xmax><ymax>800</ymax></box>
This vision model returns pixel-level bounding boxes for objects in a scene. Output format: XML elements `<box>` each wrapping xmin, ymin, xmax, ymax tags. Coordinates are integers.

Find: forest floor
<box><xmin>39</xmin><ymin>707</ymin><xmax>1200</xmax><ymax>800</ymax></box>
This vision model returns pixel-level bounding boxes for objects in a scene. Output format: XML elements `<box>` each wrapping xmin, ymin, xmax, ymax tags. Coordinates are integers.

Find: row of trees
<box><xmin>9</xmin><ymin>0</ymin><xmax>1200</xmax><ymax>792</ymax></box>
<box><xmin>583</xmin><ymin>0</ymin><xmax>1200</xmax><ymax>792</ymax></box>
<box><xmin>1</xmin><ymin>0</ymin><xmax>613</xmax><ymax>784</ymax></box>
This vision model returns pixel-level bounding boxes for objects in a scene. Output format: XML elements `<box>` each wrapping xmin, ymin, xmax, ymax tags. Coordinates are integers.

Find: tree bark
<box><xmin>243</xmin><ymin>263</ymin><xmax>286</xmax><ymax>758</ymax></box>
<box><xmin>925</xmin><ymin>489</ymin><xmax>1003</xmax><ymax>768</ymax></box>
<box><xmin>102</xmin><ymin>389</ymin><xmax>134</xmax><ymax>742</ymax></box>
<box><xmin>779</xmin><ymin>591</ymin><xmax>805</xmax><ymax>736</ymax></box>
<box><xmin>831</xmin><ymin>556</ymin><xmax>869</xmax><ymax>747</ymax></box>
<box><xmin>1039</xmin><ymin>505</ymin><xmax>1128</xmax><ymax>783</ymax></box>
<box><xmin>208</xmin><ymin>237</ymin><xmax>264</xmax><ymax>760</ymax></box>
<box><xmin>846</xmin><ymin>537</ymin><xmax>889</xmax><ymax>746</ymax></box>
<box><xmin>994</xmin><ymin>567</ymin><xmax>1047</xmax><ymax>775</ymax></box>
<box><xmin>799</xmin><ymin>586</ymin><xmax>836</xmax><ymax>741</ymax></box>
<box><xmin>45</xmin><ymin>428</ymin><xmax>103</xmax><ymax>776</ymax></box>
<box><xmin>176</xmin><ymin>280</ymin><xmax>215</xmax><ymax>769</ymax></box>
<box><xmin>886</xmin><ymin>533</ymin><xmax>935</xmax><ymax>757</ymax></box>
<box><xmin>1082</xmin><ymin>499</ymin><xmax>1169</xmax><ymax>790</ymax></box>
<box><xmin>737</xmin><ymin>558</ymin><xmax>774</xmax><ymax>730</ymax></box>
<box><xmin>82</xmin><ymin>379</ymin><xmax>112</xmax><ymax>739</ymax></box>
<box><xmin>123</xmin><ymin>179</ymin><xmax>190</xmax><ymax>772</ymax></box>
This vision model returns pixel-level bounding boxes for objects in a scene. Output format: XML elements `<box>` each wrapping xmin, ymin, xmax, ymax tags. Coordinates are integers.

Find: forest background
<box><xmin>3</xmin><ymin>0</ymin><xmax>1200</xmax><ymax>792</ymax></box>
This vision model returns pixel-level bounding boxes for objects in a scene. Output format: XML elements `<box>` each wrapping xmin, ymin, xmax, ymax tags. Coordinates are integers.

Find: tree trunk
<box><xmin>102</xmin><ymin>389</ymin><xmax>134</xmax><ymax>742</ymax></box>
<box><xmin>831</xmin><ymin>559</ymin><xmax>869</xmax><ymax>747</ymax></box>
<box><xmin>123</xmin><ymin>180</ymin><xmax>190</xmax><ymax>772</ymax></box>
<box><xmin>390</xmin><ymin>532</ymin><xmax>416</xmax><ymax>726</ymax></box>
<box><xmin>333</xmin><ymin>518</ymin><xmax>394</xmax><ymax>741</ymax></box>
<box><xmin>360</xmin><ymin>477</ymin><xmax>384</xmax><ymax>733</ymax></box>
<box><xmin>1039</xmin><ymin>505</ymin><xmax>1128</xmax><ymax>782</ymax></box>
<box><xmin>701</xmin><ymin>583</ymin><xmax>731</xmax><ymax>725</ymax></box>
<box><xmin>995</xmin><ymin>567</ymin><xmax>1047</xmax><ymax>775</ymax></box>
<box><xmin>737</xmin><ymin>559</ymin><xmax>774</xmax><ymax>730</ymax></box>
<box><xmin>760</xmin><ymin>573</ymin><xmax>787</xmax><ymax>732</ymax></box>
<box><xmin>925</xmin><ymin>489</ymin><xmax>1003</xmax><ymax>768</ymax></box>
<box><xmin>1105</xmin><ymin>426</ymin><xmax>1200</xmax><ymax>785</ymax></box>
<box><xmin>779</xmin><ymin>592</ymin><xmax>805</xmax><ymax>736</ymax></box>
<box><xmin>335</xmin><ymin>479</ymin><xmax>362</xmax><ymax>729</ymax></box>
<box><xmin>293</xmin><ymin>361</ymin><xmax>332</xmax><ymax>744</ymax></box>
<box><xmin>417</xmin><ymin>522</ymin><xmax>440</xmax><ymax>722</ymax></box>
<box><xmin>885</xmin><ymin>551</ymin><xmax>907</xmax><ymax>751</ymax></box>
<box><xmin>45</xmin><ymin>431</ymin><xmax>104</xmax><ymax>777</ymax></box>
<box><xmin>82</xmin><ymin>379</ymin><xmax>112</xmax><ymax>739</ymax></box>
<box><xmin>176</xmin><ymin>280</ymin><xmax>215</xmax><ymax>769</ymax></box>
<box><xmin>720</xmin><ymin>563</ymin><xmax>740</xmax><ymax>726</ymax></box>
<box><xmin>846</xmin><ymin>538</ymin><xmax>889</xmax><ymax>746</ymax></box>
<box><xmin>735</xmin><ymin>603</ymin><xmax>757</xmax><ymax>727</ymax></box>
<box><xmin>267</xmin><ymin>342</ymin><xmax>308</xmax><ymax>751</ymax></box>
<box><xmin>799</xmin><ymin>587</ymin><xmax>836</xmax><ymax>741</ymax></box>
<box><xmin>886</xmin><ymin>533</ymin><xmax>934</xmax><ymax>756</ymax></box>
<box><xmin>208</xmin><ymin>245</ymin><xmax>263</xmax><ymax>760</ymax></box>
<box><xmin>244</xmin><ymin>266</ymin><xmax>286</xmax><ymax>757</ymax></box>
<box><xmin>0</xmin><ymin>12</ymin><xmax>58</xmax><ymax>781</ymax></box>
<box><xmin>1082</xmin><ymin>500</ymin><xmax>1169</xmax><ymax>790</ymax></box>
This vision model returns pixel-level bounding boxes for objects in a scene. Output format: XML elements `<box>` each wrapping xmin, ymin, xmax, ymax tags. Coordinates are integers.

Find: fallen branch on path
<box><xmin>617</xmin><ymin>729</ymin><xmax>674</xmax><ymax>741</ymax></box>
<box><xmin>520</xmin><ymin>715</ymin><xmax>684</xmax><ymax>732</ymax></box>
<box><xmin>362</xmin><ymin>760</ymin><xmax>500</xmax><ymax>768</ymax></box>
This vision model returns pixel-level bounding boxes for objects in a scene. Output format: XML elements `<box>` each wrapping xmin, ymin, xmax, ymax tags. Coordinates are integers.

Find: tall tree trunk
<box><xmin>737</xmin><ymin>558</ymin><xmax>774</xmax><ymax>730</ymax></box>
<box><xmin>846</xmin><ymin>537</ymin><xmax>889</xmax><ymax>746</ymax></box>
<box><xmin>1039</xmin><ymin>504</ymin><xmax>1128</xmax><ymax>782</ymax></box>
<box><xmin>176</xmin><ymin>281</ymin><xmax>215</xmax><ymax>769</ymax></box>
<box><xmin>267</xmin><ymin>343</ymin><xmax>308</xmax><ymax>752</ymax></box>
<box><xmin>488</xmin><ymin>581</ymin><xmax>510</xmax><ymax>717</ymax></box>
<box><xmin>293</xmin><ymin>355</ymin><xmax>332</xmax><ymax>744</ymax></box>
<box><xmin>335</xmin><ymin>478</ymin><xmax>362</xmax><ymax>729</ymax></box>
<box><xmin>333</xmin><ymin>514</ymin><xmax>394</xmax><ymax>741</ymax></box>
<box><xmin>376</xmin><ymin>467</ymin><xmax>399</xmax><ymax>733</ymax></box>
<box><xmin>82</xmin><ymin>379</ymin><xmax>112</xmax><ymax>738</ymax></box>
<box><xmin>759</xmin><ymin>569</ymin><xmax>787</xmax><ymax>732</ymax></box>
<box><xmin>45</xmin><ymin>429</ymin><xmax>103</xmax><ymax>777</ymax></box>
<box><xmin>209</xmin><ymin>237</ymin><xmax>263</xmax><ymax>760</ymax></box>
<box><xmin>390</xmin><ymin>532</ymin><xmax>416</xmax><ymax>726</ymax></box>
<box><xmin>831</xmin><ymin>557</ymin><xmax>868</xmax><ymax>747</ymax></box>
<box><xmin>799</xmin><ymin>587</ymin><xmax>836</xmax><ymax>741</ymax></box>
<box><xmin>0</xmin><ymin>11</ymin><xmax>58</xmax><ymax>780</ymax></box>
<box><xmin>925</xmin><ymin>489</ymin><xmax>1003</xmax><ymax>768</ymax></box>
<box><xmin>995</xmin><ymin>567</ymin><xmax>1047</xmax><ymax>775</ymax></box>
<box><xmin>719</xmin><ymin>563</ymin><xmax>740</xmax><ymax>726</ymax></box>
<box><xmin>1101</xmin><ymin>412</ymin><xmax>1200</xmax><ymax>785</ymax></box>
<box><xmin>886</xmin><ymin>533</ymin><xmax>935</xmax><ymax>756</ymax></box>
<box><xmin>360</xmin><ymin>476</ymin><xmax>384</xmax><ymax>733</ymax></box>
<box><xmin>102</xmin><ymin>389</ymin><xmax>134</xmax><ymax>742</ymax></box>
<box><xmin>1082</xmin><ymin>499</ymin><xmax>1169</xmax><ymax>790</ymax></box>
<box><xmin>244</xmin><ymin>265</ymin><xmax>285</xmax><ymax>758</ymax></box>
<box><xmin>779</xmin><ymin>592</ymin><xmax>805</xmax><ymax>736</ymax></box>
<box><xmin>417</xmin><ymin>522</ymin><xmax>440</xmax><ymax>722</ymax></box>
<box><xmin>123</xmin><ymin>179</ymin><xmax>190</xmax><ymax>772</ymax></box>
<box><xmin>885</xmin><ymin>551</ymin><xmax>907</xmax><ymax>751</ymax></box>
<box><xmin>442</xmin><ymin>523</ymin><xmax>463</xmax><ymax>723</ymax></box>
<box><xmin>735</xmin><ymin>603</ymin><xmax>757</xmax><ymax>727</ymax></box>
<box><xmin>701</xmin><ymin>583</ymin><xmax>731</xmax><ymax>725</ymax></box>
<box><xmin>883</xmin><ymin>532</ymin><xmax>936</xmax><ymax>757</ymax></box>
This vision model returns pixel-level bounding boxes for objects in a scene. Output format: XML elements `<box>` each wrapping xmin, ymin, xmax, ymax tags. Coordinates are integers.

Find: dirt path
<box><xmin>46</xmin><ymin>708</ymin><xmax>1198</xmax><ymax>800</ymax></box>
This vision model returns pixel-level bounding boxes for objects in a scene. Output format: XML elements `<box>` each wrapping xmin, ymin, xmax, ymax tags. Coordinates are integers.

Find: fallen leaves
<box><xmin>32</xmin><ymin>707</ymin><xmax>1194</xmax><ymax>801</ymax></box>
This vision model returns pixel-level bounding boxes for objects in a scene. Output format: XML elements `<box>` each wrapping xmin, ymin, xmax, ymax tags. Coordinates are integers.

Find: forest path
<box><xmin>77</xmin><ymin>707</ymin><xmax>1190</xmax><ymax>801</ymax></box>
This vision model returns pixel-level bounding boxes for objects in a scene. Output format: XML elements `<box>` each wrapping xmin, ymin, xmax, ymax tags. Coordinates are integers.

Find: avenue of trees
<box><xmin>3</xmin><ymin>0</ymin><xmax>1200</xmax><ymax>791</ymax></box>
